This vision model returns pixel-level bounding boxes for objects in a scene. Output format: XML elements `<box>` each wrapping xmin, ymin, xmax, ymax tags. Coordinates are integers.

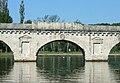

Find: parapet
<box><xmin>0</xmin><ymin>22</ymin><xmax>120</xmax><ymax>31</ymax></box>
<box><xmin>32</xmin><ymin>22</ymin><xmax>83</xmax><ymax>30</ymax></box>
<box><xmin>0</xmin><ymin>23</ymin><xmax>32</xmax><ymax>29</ymax></box>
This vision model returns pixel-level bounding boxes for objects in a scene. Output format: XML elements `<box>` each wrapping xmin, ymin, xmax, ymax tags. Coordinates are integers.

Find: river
<box><xmin>0</xmin><ymin>55</ymin><xmax>120</xmax><ymax>83</ymax></box>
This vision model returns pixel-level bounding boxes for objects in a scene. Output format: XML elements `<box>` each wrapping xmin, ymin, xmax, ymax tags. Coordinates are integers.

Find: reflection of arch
<box><xmin>0</xmin><ymin>40</ymin><xmax>13</xmax><ymax>54</ymax></box>
<box><xmin>36</xmin><ymin>39</ymin><xmax>85</xmax><ymax>56</ymax></box>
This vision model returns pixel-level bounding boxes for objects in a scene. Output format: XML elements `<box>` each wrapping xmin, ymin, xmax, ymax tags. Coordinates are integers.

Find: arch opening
<box><xmin>0</xmin><ymin>40</ymin><xmax>14</xmax><ymax>76</ymax></box>
<box><xmin>36</xmin><ymin>40</ymin><xmax>85</xmax><ymax>57</ymax></box>
<box><xmin>108</xmin><ymin>42</ymin><xmax>120</xmax><ymax>63</ymax></box>
<box><xmin>0</xmin><ymin>40</ymin><xmax>14</xmax><ymax>58</ymax></box>
<box><xmin>36</xmin><ymin>40</ymin><xmax>85</xmax><ymax>76</ymax></box>
<box><xmin>109</xmin><ymin>42</ymin><xmax>120</xmax><ymax>54</ymax></box>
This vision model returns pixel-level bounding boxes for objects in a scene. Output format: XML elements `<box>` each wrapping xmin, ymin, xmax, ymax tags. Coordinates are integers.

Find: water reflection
<box><xmin>36</xmin><ymin>55</ymin><xmax>85</xmax><ymax>82</ymax></box>
<box><xmin>0</xmin><ymin>57</ymin><xmax>14</xmax><ymax>82</ymax></box>
<box><xmin>0</xmin><ymin>55</ymin><xmax>120</xmax><ymax>83</ymax></box>
<box><xmin>108</xmin><ymin>56</ymin><xmax>120</xmax><ymax>83</ymax></box>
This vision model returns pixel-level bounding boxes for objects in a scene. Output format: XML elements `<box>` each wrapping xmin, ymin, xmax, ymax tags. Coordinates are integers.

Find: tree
<box><xmin>0</xmin><ymin>0</ymin><xmax>13</xmax><ymax>23</ymax></box>
<box><xmin>24</xmin><ymin>19</ymin><xmax>32</xmax><ymax>24</ymax></box>
<box><xmin>93</xmin><ymin>23</ymin><xmax>110</xmax><ymax>26</ymax></box>
<box><xmin>74</xmin><ymin>19</ymin><xmax>82</xmax><ymax>24</ymax></box>
<box><xmin>49</xmin><ymin>15</ymin><xmax>60</xmax><ymax>22</ymax></box>
<box><xmin>19</xmin><ymin>0</ymin><xmax>25</xmax><ymax>23</ymax></box>
<box><xmin>35</xmin><ymin>15</ymin><xmax>60</xmax><ymax>22</ymax></box>
<box><xmin>111</xmin><ymin>23</ymin><xmax>120</xmax><ymax>26</ymax></box>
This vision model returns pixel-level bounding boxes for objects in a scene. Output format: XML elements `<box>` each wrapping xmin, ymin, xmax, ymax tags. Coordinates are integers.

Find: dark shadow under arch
<box><xmin>0</xmin><ymin>40</ymin><xmax>13</xmax><ymax>57</ymax></box>
<box><xmin>109</xmin><ymin>42</ymin><xmax>120</xmax><ymax>54</ymax></box>
<box><xmin>108</xmin><ymin>41</ymin><xmax>120</xmax><ymax>62</ymax></box>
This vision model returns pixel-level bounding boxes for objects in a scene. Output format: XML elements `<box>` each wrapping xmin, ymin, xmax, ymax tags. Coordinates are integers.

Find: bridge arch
<box><xmin>35</xmin><ymin>39</ymin><xmax>87</xmax><ymax>58</ymax></box>
<box><xmin>0</xmin><ymin>40</ymin><xmax>13</xmax><ymax>55</ymax></box>
<box><xmin>109</xmin><ymin>41</ymin><xmax>120</xmax><ymax>54</ymax></box>
<box><xmin>36</xmin><ymin>39</ymin><xmax>85</xmax><ymax>56</ymax></box>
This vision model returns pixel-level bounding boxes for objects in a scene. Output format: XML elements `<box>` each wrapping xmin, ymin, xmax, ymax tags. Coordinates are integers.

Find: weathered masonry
<box><xmin>0</xmin><ymin>22</ymin><xmax>120</xmax><ymax>61</ymax></box>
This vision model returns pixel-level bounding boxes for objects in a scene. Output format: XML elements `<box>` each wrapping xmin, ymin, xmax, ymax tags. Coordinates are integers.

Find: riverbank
<box><xmin>0</xmin><ymin>52</ymin><xmax>13</xmax><ymax>57</ymax></box>
<box><xmin>38</xmin><ymin>54</ymin><xmax>83</xmax><ymax>56</ymax></box>
<box><xmin>38</xmin><ymin>51</ymin><xmax>83</xmax><ymax>56</ymax></box>
<box><xmin>38</xmin><ymin>53</ymin><xmax>120</xmax><ymax>56</ymax></box>
<box><xmin>109</xmin><ymin>54</ymin><xmax>120</xmax><ymax>56</ymax></box>
<box><xmin>0</xmin><ymin>52</ymin><xmax>120</xmax><ymax>57</ymax></box>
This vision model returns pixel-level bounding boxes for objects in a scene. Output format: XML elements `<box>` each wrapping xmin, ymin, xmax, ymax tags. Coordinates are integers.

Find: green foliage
<box><xmin>19</xmin><ymin>0</ymin><xmax>25</xmax><ymax>23</ymax></box>
<box><xmin>0</xmin><ymin>0</ymin><xmax>13</xmax><ymax>23</ymax></box>
<box><xmin>39</xmin><ymin>41</ymin><xmax>82</xmax><ymax>53</ymax></box>
<box><xmin>93</xmin><ymin>23</ymin><xmax>111</xmax><ymax>26</ymax></box>
<box><xmin>110</xmin><ymin>42</ymin><xmax>120</xmax><ymax>54</ymax></box>
<box><xmin>92</xmin><ymin>23</ymin><xmax>120</xmax><ymax>26</ymax></box>
<box><xmin>111</xmin><ymin>23</ymin><xmax>120</xmax><ymax>26</ymax></box>
<box><xmin>24</xmin><ymin>19</ymin><xmax>32</xmax><ymax>24</ymax></box>
<box><xmin>0</xmin><ymin>41</ymin><xmax>11</xmax><ymax>53</ymax></box>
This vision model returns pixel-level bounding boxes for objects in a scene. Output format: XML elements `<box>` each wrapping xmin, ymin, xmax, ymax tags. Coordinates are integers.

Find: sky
<box><xmin>8</xmin><ymin>0</ymin><xmax>120</xmax><ymax>24</ymax></box>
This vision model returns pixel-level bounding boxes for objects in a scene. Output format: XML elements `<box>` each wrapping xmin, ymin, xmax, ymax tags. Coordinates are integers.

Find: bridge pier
<box><xmin>85</xmin><ymin>55</ymin><xmax>108</xmax><ymax>61</ymax></box>
<box><xmin>14</xmin><ymin>53</ymin><xmax>36</xmax><ymax>62</ymax></box>
<box><xmin>14</xmin><ymin>50</ymin><xmax>37</xmax><ymax>61</ymax></box>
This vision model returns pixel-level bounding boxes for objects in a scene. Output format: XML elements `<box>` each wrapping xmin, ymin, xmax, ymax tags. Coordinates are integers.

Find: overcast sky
<box><xmin>8</xmin><ymin>0</ymin><xmax>120</xmax><ymax>24</ymax></box>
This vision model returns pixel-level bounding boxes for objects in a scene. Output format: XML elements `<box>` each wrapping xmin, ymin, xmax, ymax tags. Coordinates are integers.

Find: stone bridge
<box><xmin>0</xmin><ymin>22</ymin><xmax>120</xmax><ymax>61</ymax></box>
